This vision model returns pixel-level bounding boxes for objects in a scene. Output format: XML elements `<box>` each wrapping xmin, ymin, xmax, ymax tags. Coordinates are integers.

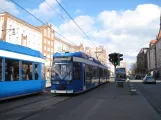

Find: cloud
<box><xmin>0</xmin><ymin>0</ymin><xmax>19</xmax><ymax>15</ymax></box>
<box><xmin>75</xmin><ymin>9</ymin><xmax>83</xmax><ymax>14</ymax></box>
<box><xmin>28</xmin><ymin>0</ymin><xmax>60</xmax><ymax>21</ymax></box>
<box><xmin>53</xmin><ymin>4</ymin><xmax>161</xmax><ymax>70</ymax></box>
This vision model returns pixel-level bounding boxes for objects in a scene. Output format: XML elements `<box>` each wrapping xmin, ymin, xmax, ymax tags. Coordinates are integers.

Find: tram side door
<box><xmin>83</xmin><ymin>64</ymin><xmax>86</xmax><ymax>90</ymax></box>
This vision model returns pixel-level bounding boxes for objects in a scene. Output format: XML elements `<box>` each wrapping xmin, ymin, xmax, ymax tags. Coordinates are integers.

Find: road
<box><xmin>0</xmin><ymin>80</ymin><xmax>161</xmax><ymax>120</ymax></box>
<box><xmin>131</xmin><ymin>79</ymin><xmax>161</xmax><ymax>117</ymax></box>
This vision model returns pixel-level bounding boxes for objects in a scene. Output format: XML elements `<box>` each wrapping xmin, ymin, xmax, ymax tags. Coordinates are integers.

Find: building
<box><xmin>119</xmin><ymin>61</ymin><xmax>127</xmax><ymax>68</ymax></box>
<box><xmin>147</xmin><ymin>14</ymin><xmax>161</xmax><ymax>79</ymax></box>
<box><xmin>0</xmin><ymin>12</ymin><xmax>42</xmax><ymax>52</ymax></box>
<box><xmin>37</xmin><ymin>23</ymin><xmax>55</xmax><ymax>67</ymax></box>
<box><xmin>147</xmin><ymin>40</ymin><xmax>157</xmax><ymax>72</ymax></box>
<box><xmin>55</xmin><ymin>37</ymin><xmax>84</xmax><ymax>53</ymax></box>
<box><xmin>136</xmin><ymin>48</ymin><xmax>149</xmax><ymax>75</ymax></box>
<box><xmin>85</xmin><ymin>46</ymin><xmax>107</xmax><ymax>65</ymax></box>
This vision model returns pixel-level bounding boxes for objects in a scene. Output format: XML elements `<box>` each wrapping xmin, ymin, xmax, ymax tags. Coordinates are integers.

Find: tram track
<box><xmin>0</xmin><ymin>94</ymin><xmax>57</xmax><ymax>114</ymax></box>
<box><xmin>17</xmin><ymin>96</ymin><xmax>72</xmax><ymax>120</ymax></box>
<box><xmin>137</xmin><ymin>84</ymin><xmax>161</xmax><ymax>117</ymax></box>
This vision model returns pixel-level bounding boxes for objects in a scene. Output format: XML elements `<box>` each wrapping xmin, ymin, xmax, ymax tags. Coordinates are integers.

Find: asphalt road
<box><xmin>1</xmin><ymin>81</ymin><xmax>161</xmax><ymax>120</ymax></box>
<box><xmin>136</xmin><ymin>81</ymin><xmax>161</xmax><ymax>117</ymax></box>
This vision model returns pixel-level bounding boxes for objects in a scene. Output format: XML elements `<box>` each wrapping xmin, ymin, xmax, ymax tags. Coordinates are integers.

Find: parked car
<box><xmin>135</xmin><ymin>74</ymin><xmax>141</xmax><ymax>79</ymax></box>
<box><xmin>143</xmin><ymin>75</ymin><xmax>156</xmax><ymax>84</ymax></box>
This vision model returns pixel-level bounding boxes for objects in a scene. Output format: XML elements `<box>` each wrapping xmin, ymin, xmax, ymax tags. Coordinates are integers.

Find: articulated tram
<box><xmin>51</xmin><ymin>52</ymin><xmax>109</xmax><ymax>94</ymax></box>
<box><xmin>0</xmin><ymin>40</ymin><xmax>46</xmax><ymax>100</ymax></box>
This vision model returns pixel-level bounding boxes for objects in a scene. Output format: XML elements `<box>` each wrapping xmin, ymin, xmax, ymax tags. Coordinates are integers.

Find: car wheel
<box><xmin>154</xmin><ymin>82</ymin><xmax>156</xmax><ymax>84</ymax></box>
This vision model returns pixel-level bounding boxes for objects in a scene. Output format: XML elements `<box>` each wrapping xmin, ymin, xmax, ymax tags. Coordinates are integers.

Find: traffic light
<box><xmin>119</xmin><ymin>54</ymin><xmax>123</xmax><ymax>61</ymax></box>
<box><xmin>109</xmin><ymin>53</ymin><xmax>123</xmax><ymax>66</ymax></box>
<box><xmin>108</xmin><ymin>53</ymin><xmax>114</xmax><ymax>63</ymax></box>
<box><xmin>113</xmin><ymin>53</ymin><xmax>119</xmax><ymax>66</ymax></box>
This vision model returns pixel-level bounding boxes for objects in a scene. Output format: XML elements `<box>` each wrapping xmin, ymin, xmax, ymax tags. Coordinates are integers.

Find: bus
<box><xmin>0</xmin><ymin>40</ymin><xmax>46</xmax><ymax>100</ymax></box>
<box><xmin>50</xmin><ymin>52</ymin><xmax>109</xmax><ymax>94</ymax></box>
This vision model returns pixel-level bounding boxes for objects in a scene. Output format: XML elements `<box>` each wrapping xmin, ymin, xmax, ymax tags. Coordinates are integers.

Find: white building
<box><xmin>0</xmin><ymin>12</ymin><xmax>42</xmax><ymax>52</ymax></box>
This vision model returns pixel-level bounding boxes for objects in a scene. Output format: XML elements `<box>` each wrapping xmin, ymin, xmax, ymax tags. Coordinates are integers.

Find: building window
<box><xmin>5</xmin><ymin>58</ymin><xmax>20</xmax><ymax>81</ymax></box>
<box><xmin>44</xmin><ymin>46</ymin><xmax>46</xmax><ymax>50</ymax></box>
<box><xmin>48</xmin><ymin>40</ymin><xmax>50</xmax><ymax>45</ymax></box>
<box><xmin>17</xmin><ymin>28</ymin><xmax>19</xmax><ymax>34</ymax></box>
<box><xmin>44</xmin><ymin>39</ymin><xmax>46</xmax><ymax>43</ymax></box>
<box><xmin>48</xmin><ymin>27</ymin><xmax>50</xmax><ymax>38</ymax></box>
<box><xmin>48</xmin><ymin>47</ymin><xmax>50</xmax><ymax>52</ymax></box>
<box><xmin>44</xmin><ymin>29</ymin><xmax>47</xmax><ymax>37</ymax></box>
<box><xmin>44</xmin><ymin>52</ymin><xmax>46</xmax><ymax>56</ymax></box>
<box><xmin>16</xmin><ymin>37</ymin><xmax>19</xmax><ymax>44</ymax></box>
<box><xmin>38</xmin><ymin>44</ymin><xmax>40</xmax><ymax>50</ymax></box>
<box><xmin>51</xmin><ymin>48</ymin><xmax>53</xmax><ymax>53</ymax></box>
<box><xmin>48</xmin><ymin>54</ymin><xmax>50</xmax><ymax>59</ymax></box>
<box><xmin>9</xmin><ymin>25</ymin><xmax>12</xmax><ymax>29</ymax></box>
<box><xmin>0</xmin><ymin>58</ymin><xmax>2</xmax><ymax>81</ymax></box>
<box><xmin>22</xmin><ymin>61</ymin><xmax>32</xmax><ymax>80</ymax></box>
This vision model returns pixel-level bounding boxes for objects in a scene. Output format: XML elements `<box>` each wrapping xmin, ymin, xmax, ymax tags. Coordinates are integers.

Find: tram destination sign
<box><xmin>53</xmin><ymin>57</ymin><xmax>72</xmax><ymax>61</ymax></box>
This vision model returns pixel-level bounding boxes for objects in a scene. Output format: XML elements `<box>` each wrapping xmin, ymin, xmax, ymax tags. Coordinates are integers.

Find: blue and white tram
<box><xmin>51</xmin><ymin>52</ymin><xmax>109</xmax><ymax>94</ymax></box>
<box><xmin>0</xmin><ymin>40</ymin><xmax>46</xmax><ymax>100</ymax></box>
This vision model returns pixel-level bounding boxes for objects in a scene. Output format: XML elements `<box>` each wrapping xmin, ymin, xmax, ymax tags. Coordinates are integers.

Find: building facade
<box><xmin>146</xmin><ymin>15</ymin><xmax>161</xmax><ymax>78</ymax></box>
<box><xmin>84</xmin><ymin>46</ymin><xmax>107</xmax><ymax>65</ymax></box>
<box><xmin>55</xmin><ymin>37</ymin><xmax>84</xmax><ymax>53</ymax></box>
<box><xmin>37</xmin><ymin>23</ymin><xmax>55</xmax><ymax>67</ymax></box>
<box><xmin>136</xmin><ymin>48</ymin><xmax>149</xmax><ymax>75</ymax></box>
<box><xmin>0</xmin><ymin>12</ymin><xmax>42</xmax><ymax>52</ymax></box>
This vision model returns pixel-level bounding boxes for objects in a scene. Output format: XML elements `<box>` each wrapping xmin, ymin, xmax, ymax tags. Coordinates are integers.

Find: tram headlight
<box><xmin>67</xmin><ymin>80</ymin><xmax>72</xmax><ymax>84</ymax></box>
<box><xmin>52</xmin><ymin>81</ymin><xmax>60</xmax><ymax>84</ymax></box>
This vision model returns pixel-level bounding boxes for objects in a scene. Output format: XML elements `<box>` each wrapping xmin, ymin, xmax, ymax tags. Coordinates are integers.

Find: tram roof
<box><xmin>53</xmin><ymin>52</ymin><xmax>108</xmax><ymax>68</ymax></box>
<box><xmin>0</xmin><ymin>40</ymin><xmax>44</xmax><ymax>58</ymax></box>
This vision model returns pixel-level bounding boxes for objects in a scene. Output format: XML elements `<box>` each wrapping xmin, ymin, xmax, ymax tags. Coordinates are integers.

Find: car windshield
<box><xmin>146</xmin><ymin>76</ymin><xmax>153</xmax><ymax>79</ymax></box>
<box><xmin>51</xmin><ymin>63</ymin><xmax>72</xmax><ymax>81</ymax></box>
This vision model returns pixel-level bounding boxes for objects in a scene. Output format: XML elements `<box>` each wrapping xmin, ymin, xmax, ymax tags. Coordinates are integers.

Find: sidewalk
<box><xmin>58</xmin><ymin>82</ymin><xmax>161</xmax><ymax>120</ymax></box>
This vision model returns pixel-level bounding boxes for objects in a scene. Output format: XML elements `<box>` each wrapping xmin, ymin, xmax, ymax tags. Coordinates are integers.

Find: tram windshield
<box><xmin>51</xmin><ymin>63</ymin><xmax>72</xmax><ymax>80</ymax></box>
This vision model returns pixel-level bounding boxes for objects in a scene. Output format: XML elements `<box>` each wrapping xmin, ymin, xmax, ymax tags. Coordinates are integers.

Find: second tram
<box><xmin>51</xmin><ymin>52</ymin><xmax>109</xmax><ymax>94</ymax></box>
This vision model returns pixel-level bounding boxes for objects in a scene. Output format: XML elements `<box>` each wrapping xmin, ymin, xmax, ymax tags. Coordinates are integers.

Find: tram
<box><xmin>51</xmin><ymin>52</ymin><xmax>109</xmax><ymax>94</ymax></box>
<box><xmin>0</xmin><ymin>40</ymin><xmax>46</xmax><ymax>100</ymax></box>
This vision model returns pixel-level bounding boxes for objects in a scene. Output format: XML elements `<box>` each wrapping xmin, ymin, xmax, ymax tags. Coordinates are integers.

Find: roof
<box><xmin>0</xmin><ymin>12</ymin><xmax>41</xmax><ymax>32</ymax></box>
<box><xmin>53</xmin><ymin>52</ymin><xmax>107</xmax><ymax>67</ymax></box>
<box><xmin>150</xmin><ymin>39</ymin><xmax>157</xmax><ymax>44</ymax></box>
<box><xmin>0</xmin><ymin>40</ymin><xmax>44</xmax><ymax>58</ymax></box>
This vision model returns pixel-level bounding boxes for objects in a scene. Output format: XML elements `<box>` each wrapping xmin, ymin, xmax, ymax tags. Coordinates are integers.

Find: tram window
<box><xmin>5</xmin><ymin>58</ymin><xmax>20</xmax><ymax>81</ymax></box>
<box><xmin>94</xmin><ymin>67</ymin><xmax>98</xmax><ymax>79</ymax></box>
<box><xmin>34</xmin><ymin>64</ymin><xmax>39</xmax><ymax>80</ymax></box>
<box><xmin>0</xmin><ymin>58</ymin><xmax>2</xmax><ymax>81</ymax></box>
<box><xmin>73</xmin><ymin>63</ymin><xmax>80</xmax><ymax>80</ymax></box>
<box><xmin>22</xmin><ymin>61</ymin><xmax>32</xmax><ymax>80</ymax></box>
<box><xmin>42</xmin><ymin>64</ymin><xmax>46</xmax><ymax>80</ymax></box>
<box><xmin>85</xmin><ymin>65</ymin><xmax>94</xmax><ymax>80</ymax></box>
<box><xmin>99</xmin><ymin>68</ymin><xmax>103</xmax><ymax>78</ymax></box>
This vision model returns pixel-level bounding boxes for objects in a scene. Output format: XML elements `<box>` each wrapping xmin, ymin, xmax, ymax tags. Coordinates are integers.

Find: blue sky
<box><xmin>1</xmin><ymin>0</ymin><xmax>161</xmax><ymax>70</ymax></box>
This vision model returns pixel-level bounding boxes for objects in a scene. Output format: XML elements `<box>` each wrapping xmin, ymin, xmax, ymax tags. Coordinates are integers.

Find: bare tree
<box><xmin>130</xmin><ymin>62</ymin><xmax>137</xmax><ymax>74</ymax></box>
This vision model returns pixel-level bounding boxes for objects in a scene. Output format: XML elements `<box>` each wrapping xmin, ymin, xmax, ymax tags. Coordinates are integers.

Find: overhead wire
<box><xmin>10</xmin><ymin>0</ymin><xmax>77</xmax><ymax>46</ymax></box>
<box><xmin>44</xmin><ymin>0</ymin><xmax>85</xmax><ymax>39</ymax></box>
<box><xmin>55</xmin><ymin>0</ymin><xmax>97</xmax><ymax>48</ymax></box>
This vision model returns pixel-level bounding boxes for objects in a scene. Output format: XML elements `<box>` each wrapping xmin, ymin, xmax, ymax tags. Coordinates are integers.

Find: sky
<box><xmin>0</xmin><ymin>0</ymin><xmax>161</xmax><ymax>70</ymax></box>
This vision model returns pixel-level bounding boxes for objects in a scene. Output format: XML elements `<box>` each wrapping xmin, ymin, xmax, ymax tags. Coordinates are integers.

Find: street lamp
<box><xmin>1</xmin><ymin>28</ymin><xmax>15</xmax><ymax>40</ymax></box>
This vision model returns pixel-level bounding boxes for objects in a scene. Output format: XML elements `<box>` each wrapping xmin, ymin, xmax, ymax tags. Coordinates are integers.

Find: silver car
<box><xmin>143</xmin><ymin>75</ymin><xmax>156</xmax><ymax>84</ymax></box>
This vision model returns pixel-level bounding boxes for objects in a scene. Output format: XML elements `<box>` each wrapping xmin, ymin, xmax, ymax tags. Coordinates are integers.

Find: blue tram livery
<box><xmin>51</xmin><ymin>52</ymin><xmax>109</xmax><ymax>94</ymax></box>
<box><xmin>0</xmin><ymin>40</ymin><xmax>46</xmax><ymax>100</ymax></box>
